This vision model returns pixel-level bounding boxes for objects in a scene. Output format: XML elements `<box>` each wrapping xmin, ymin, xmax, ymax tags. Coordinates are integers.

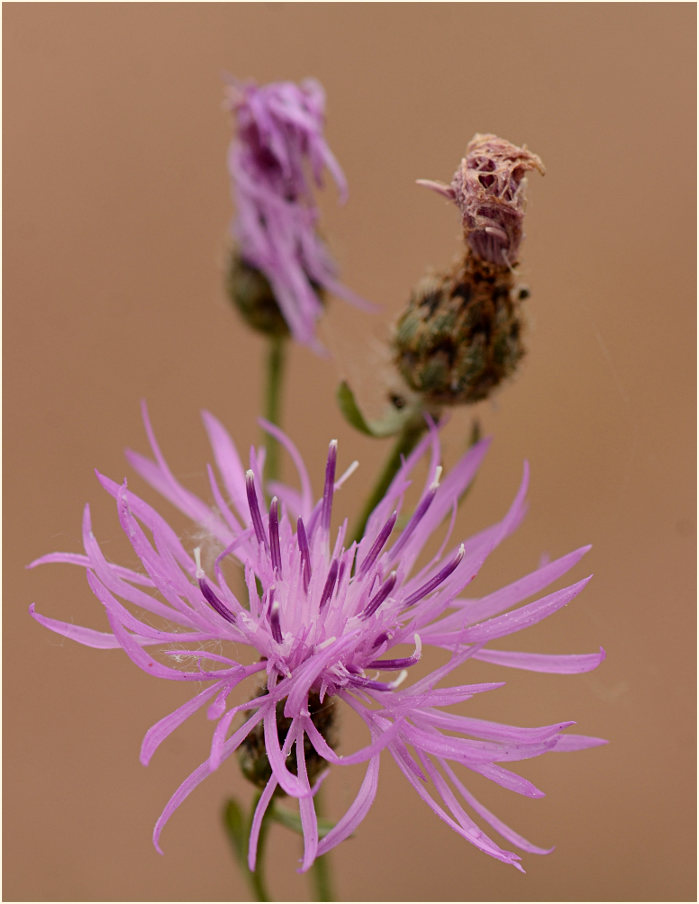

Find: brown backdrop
<box><xmin>4</xmin><ymin>4</ymin><xmax>696</xmax><ymax>902</ymax></box>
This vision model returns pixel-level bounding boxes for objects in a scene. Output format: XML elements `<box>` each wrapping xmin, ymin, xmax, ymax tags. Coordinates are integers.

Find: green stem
<box><xmin>310</xmin><ymin>848</ymin><xmax>333</xmax><ymax>901</ymax></box>
<box><xmin>349</xmin><ymin>411</ymin><xmax>431</xmax><ymax>546</ymax></box>
<box><xmin>309</xmin><ymin>789</ymin><xmax>334</xmax><ymax>901</ymax></box>
<box><xmin>249</xmin><ymin>799</ymin><xmax>272</xmax><ymax>903</ymax></box>
<box><xmin>223</xmin><ymin>794</ymin><xmax>273</xmax><ymax>902</ymax></box>
<box><xmin>263</xmin><ymin>335</ymin><xmax>287</xmax><ymax>486</ymax></box>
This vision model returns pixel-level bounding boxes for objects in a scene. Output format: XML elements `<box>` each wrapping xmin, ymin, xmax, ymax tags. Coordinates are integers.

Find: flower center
<box><xmin>238</xmin><ymin>687</ymin><xmax>338</xmax><ymax>794</ymax></box>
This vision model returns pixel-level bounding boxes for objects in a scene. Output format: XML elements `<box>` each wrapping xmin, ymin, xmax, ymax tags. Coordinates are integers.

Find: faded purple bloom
<box><xmin>30</xmin><ymin>406</ymin><xmax>605</xmax><ymax>872</ymax></box>
<box><xmin>419</xmin><ymin>133</ymin><xmax>545</xmax><ymax>265</ymax></box>
<box><xmin>227</xmin><ymin>78</ymin><xmax>366</xmax><ymax>349</ymax></box>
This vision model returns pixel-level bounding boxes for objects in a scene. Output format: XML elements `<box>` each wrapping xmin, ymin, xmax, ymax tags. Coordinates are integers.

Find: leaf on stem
<box><xmin>223</xmin><ymin>797</ymin><xmax>249</xmax><ymax>869</ymax></box>
<box><xmin>336</xmin><ymin>380</ymin><xmax>414</xmax><ymax>438</ymax></box>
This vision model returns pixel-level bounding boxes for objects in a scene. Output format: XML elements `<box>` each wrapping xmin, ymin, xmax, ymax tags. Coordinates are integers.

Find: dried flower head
<box><xmin>421</xmin><ymin>133</ymin><xmax>545</xmax><ymax>266</ymax></box>
<box><xmin>30</xmin><ymin>406</ymin><xmax>605</xmax><ymax>873</ymax></box>
<box><xmin>226</xmin><ymin>78</ymin><xmax>364</xmax><ymax>349</ymax></box>
<box><xmin>395</xmin><ymin>133</ymin><xmax>543</xmax><ymax>406</ymax></box>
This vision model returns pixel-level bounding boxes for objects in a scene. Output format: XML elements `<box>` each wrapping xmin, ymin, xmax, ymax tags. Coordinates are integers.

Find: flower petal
<box><xmin>473</xmin><ymin>646</ymin><xmax>606</xmax><ymax>674</ymax></box>
<box><xmin>140</xmin><ymin>683</ymin><xmax>224</xmax><ymax>766</ymax></box>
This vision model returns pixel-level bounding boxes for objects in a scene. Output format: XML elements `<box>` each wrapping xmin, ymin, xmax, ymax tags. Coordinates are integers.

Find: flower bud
<box><xmin>394</xmin><ymin>255</ymin><xmax>526</xmax><ymax>405</ymax></box>
<box><xmin>226</xmin><ymin>252</ymin><xmax>291</xmax><ymax>338</ymax></box>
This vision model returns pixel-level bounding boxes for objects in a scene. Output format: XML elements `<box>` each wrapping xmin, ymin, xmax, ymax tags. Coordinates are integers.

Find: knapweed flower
<box><xmin>226</xmin><ymin>78</ymin><xmax>365</xmax><ymax>349</ymax></box>
<box><xmin>394</xmin><ymin>134</ymin><xmax>544</xmax><ymax>406</ymax></box>
<box><xmin>30</xmin><ymin>406</ymin><xmax>605</xmax><ymax>872</ymax></box>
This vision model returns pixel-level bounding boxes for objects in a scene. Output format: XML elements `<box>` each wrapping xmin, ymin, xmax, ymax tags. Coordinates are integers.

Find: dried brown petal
<box><xmin>450</xmin><ymin>133</ymin><xmax>544</xmax><ymax>265</ymax></box>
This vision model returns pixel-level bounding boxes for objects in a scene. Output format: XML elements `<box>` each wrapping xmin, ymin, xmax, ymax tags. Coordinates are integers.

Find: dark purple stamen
<box><xmin>368</xmin><ymin>654</ymin><xmax>419</xmax><ymax>670</ymax></box>
<box><xmin>319</xmin><ymin>558</ymin><xmax>339</xmax><ymax>610</ymax></box>
<box><xmin>389</xmin><ymin>485</ymin><xmax>438</xmax><ymax>561</ymax></box>
<box><xmin>321</xmin><ymin>440</ymin><xmax>337</xmax><ymax>532</ymax></box>
<box><xmin>336</xmin><ymin>558</ymin><xmax>347</xmax><ymax>591</ymax></box>
<box><xmin>199</xmin><ymin>578</ymin><xmax>236</xmax><ymax>624</ymax></box>
<box><xmin>269</xmin><ymin>606</ymin><xmax>283</xmax><ymax>643</ymax></box>
<box><xmin>372</xmin><ymin>631</ymin><xmax>390</xmax><ymax>649</ymax></box>
<box><xmin>297</xmin><ymin>517</ymin><xmax>311</xmax><ymax>592</ymax></box>
<box><xmin>246</xmin><ymin>471</ymin><xmax>269</xmax><ymax>550</ymax></box>
<box><xmin>269</xmin><ymin>497</ymin><xmax>282</xmax><ymax>576</ymax></box>
<box><xmin>362</xmin><ymin>571</ymin><xmax>397</xmax><ymax>619</ymax></box>
<box><xmin>266</xmin><ymin>588</ymin><xmax>283</xmax><ymax>643</ymax></box>
<box><xmin>402</xmin><ymin>544</ymin><xmax>465</xmax><ymax>608</ymax></box>
<box><xmin>358</xmin><ymin>511</ymin><xmax>398</xmax><ymax>577</ymax></box>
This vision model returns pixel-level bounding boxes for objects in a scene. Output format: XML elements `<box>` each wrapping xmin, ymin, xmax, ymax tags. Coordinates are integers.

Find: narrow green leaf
<box><xmin>336</xmin><ymin>380</ymin><xmax>409</xmax><ymax>438</ymax></box>
<box><xmin>222</xmin><ymin>797</ymin><xmax>248</xmax><ymax>869</ymax></box>
<box><xmin>336</xmin><ymin>380</ymin><xmax>376</xmax><ymax>435</ymax></box>
<box><xmin>223</xmin><ymin>795</ymin><xmax>273</xmax><ymax>901</ymax></box>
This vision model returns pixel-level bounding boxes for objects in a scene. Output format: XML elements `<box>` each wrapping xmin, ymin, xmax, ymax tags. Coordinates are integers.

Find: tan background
<box><xmin>4</xmin><ymin>3</ymin><xmax>696</xmax><ymax>902</ymax></box>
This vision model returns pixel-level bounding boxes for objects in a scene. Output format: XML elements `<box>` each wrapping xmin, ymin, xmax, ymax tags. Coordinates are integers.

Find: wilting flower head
<box><xmin>420</xmin><ymin>133</ymin><xmax>544</xmax><ymax>266</ymax></box>
<box><xmin>226</xmin><ymin>78</ymin><xmax>364</xmax><ymax>349</ymax></box>
<box><xmin>30</xmin><ymin>406</ymin><xmax>605</xmax><ymax>872</ymax></box>
<box><xmin>395</xmin><ymin>134</ymin><xmax>544</xmax><ymax>407</ymax></box>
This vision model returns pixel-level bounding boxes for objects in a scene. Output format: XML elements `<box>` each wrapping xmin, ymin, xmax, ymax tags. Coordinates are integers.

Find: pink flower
<box><xmin>227</xmin><ymin>79</ymin><xmax>366</xmax><ymax>349</ymax></box>
<box><xmin>30</xmin><ymin>405</ymin><xmax>605</xmax><ymax>872</ymax></box>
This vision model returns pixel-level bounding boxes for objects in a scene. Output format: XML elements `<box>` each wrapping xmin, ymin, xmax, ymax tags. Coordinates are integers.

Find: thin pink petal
<box><xmin>316</xmin><ymin>754</ymin><xmax>380</xmax><ymax>857</ymax></box>
<box><xmin>296</xmin><ymin>730</ymin><xmax>319</xmax><ymax>872</ymax></box>
<box><xmin>458</xmin><ymin>577</ymin><xmax>593</xmax><ymax>644</ymax></box>
<box><xmin>30</xmin><ymin>604</ymin><xmax>122</xmax><ymax>649</ymax></box>
<box><xmin>441</xmin><ymin>760</ymin><xmax>553</xmax><ymax>855</ymax></box>
<box><xmin>153</xmin><ymin>708</ymin><xmax>263</xmax><ymax>853</ymax></box>
<box><xmin>473</xmin><ymin>646</ymin><xmax>606</xmax><ymax>673</ymax></box>
<box><xmin>247</xmin><ymin>777</ymin><xmax>278</xmax><ymax>870</ymax></box>
<box><xmin>140</xmin><ymin>683</ymin><xmax>224</xmax><ymax>765</ymax></box>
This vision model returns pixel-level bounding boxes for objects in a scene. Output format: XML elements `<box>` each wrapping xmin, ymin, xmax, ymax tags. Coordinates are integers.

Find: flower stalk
<box><xmin>310</xmin><ymin>845</ymin><xmax>333</xmax><ymax>902</ymax></box>
<box><xmin>223</xmin><ymin>795</ymin><xmax>271</xmax><ymax>902</ymax></box>
<box><xmin>263</xmin><ymin>335</ymin><xmax>287</xmax><ymax>486</ymax></box>
<box><xmin>349</xmin><ymin>406</ymin><xmax>433</xmax><ymax>545</ymax></box>
<box><xmin>224</xmin><ymin>791</ymin><xmax>335</xmax><ymax>901</ymax></box>
<box><xmin>309</xmin><ymin>788</ymin><xmax>334</xmax><ymax>902</ymax></box>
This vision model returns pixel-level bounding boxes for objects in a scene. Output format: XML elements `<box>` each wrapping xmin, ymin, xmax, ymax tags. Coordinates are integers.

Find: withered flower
<box><xmin>394</xmin><ymin>134</ymin><xmax>543</xmax><ymax>406</ymax></box>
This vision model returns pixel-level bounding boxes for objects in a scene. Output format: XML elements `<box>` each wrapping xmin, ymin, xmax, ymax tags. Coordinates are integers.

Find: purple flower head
<box><xmin>30</xmin><ymin>405</ymin><xmax>605</xmax><ymax>873</ymax></box>
<box><xmin>227</xmin><ymin>78</ymin><xmax>366</xmax><ymax>349</ymax></box>
<box><xmin>419</xmin><ymin>133</ymin><xmax>545</xmax><ymax>266</ymax></box>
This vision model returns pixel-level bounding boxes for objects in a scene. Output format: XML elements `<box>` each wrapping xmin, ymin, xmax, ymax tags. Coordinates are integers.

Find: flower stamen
<box><xmin>194</xmin><ymin>547</ymin><xmax>237</xmax><ymax>625</ymax></box>
<box><xmin>319</xmin><ymin>559</ymin><xmax>339</xmax><ymax>610</ymax></box>
<box><xmin>321</xmin><ymin>440</ymin><xmax>337</xmax><ymax>532</ymax></box>
<box><xmin>358</xmin><ymin>510</ymin><xmax>398</xmax><ymax>577</ymax></box>
<box><xmin>269</xmin><ymin>594</ymin><xmax>283</xmax><ymax>644</ymax></box>
<box><xmin>369</xmin><ymin>634</ymin><xmax>422</xmax><ymax>670</ymax></box>
<box><xmin>362</xmin><ymin>570</ymin><xmax>398</xmax><ymax>619</ymax></box>
<box><xmin>297</xmin><ymin>517</ymin><xmax>312</xmax><ymax>591</ymax></box>
<box><xmin>402</xmin><ymin>544</ymin><xmax>465</xmax><ymax>608</ymax></box>
<box><xmin>389</xmin><ymin>476</ymin><xmax>440</xmax><ymax>561</ymax></box>
<box><xmin>246</xmin><ymin>470</ymin><xmax>269</xmax><ymax>550</ymax></box>
<box><xmin>269</xmin><ymin>496</ymin><xmax>282</xmax><ymax>576</ymax></box>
